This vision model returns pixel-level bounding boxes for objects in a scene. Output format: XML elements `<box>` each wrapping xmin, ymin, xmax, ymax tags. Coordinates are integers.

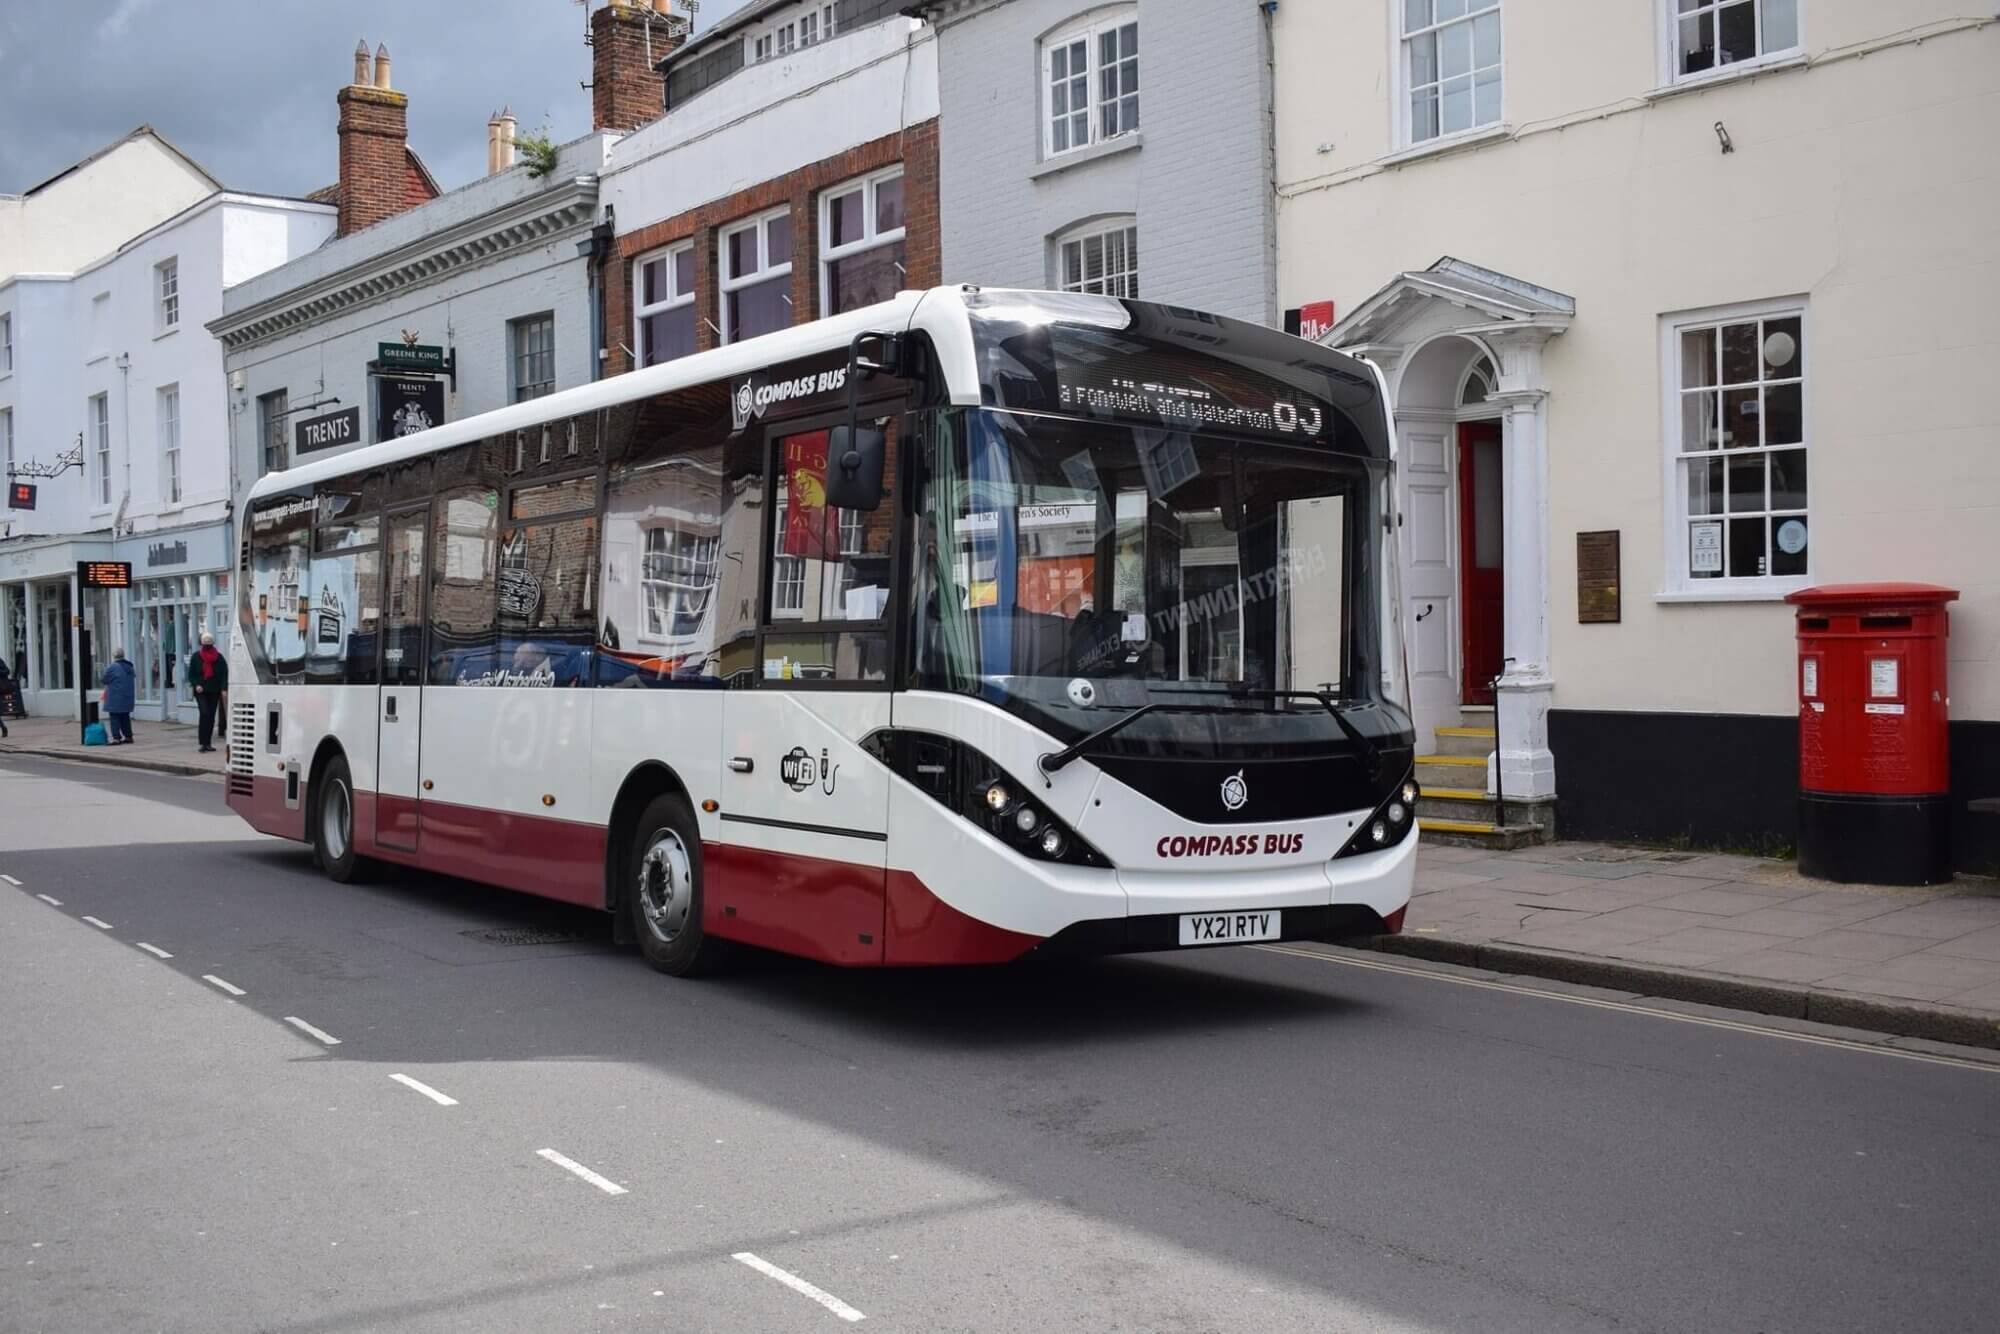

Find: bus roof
<box><xmin>247</xmin><ymin>288</ymin><xmax>939</xmax><ymax>503</ymax></box>
<box><xmin>245</xmin><ymin>286</ymin><xmax>1386</xmax><ymax>506</ymax></box>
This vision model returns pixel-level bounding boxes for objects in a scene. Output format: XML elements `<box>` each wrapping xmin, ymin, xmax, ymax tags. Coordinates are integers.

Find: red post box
<box><xmin>1786</xmin><ymin>583</ymin><xmax>1957</xmax><ymax>885</ymax></box>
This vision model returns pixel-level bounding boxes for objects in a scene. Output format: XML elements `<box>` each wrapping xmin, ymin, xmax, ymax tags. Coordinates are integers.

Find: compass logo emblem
<box><xmin>1220</xmin><ymin>770</ymin><xmax>1248</xmax><ymax>812</ymax></box>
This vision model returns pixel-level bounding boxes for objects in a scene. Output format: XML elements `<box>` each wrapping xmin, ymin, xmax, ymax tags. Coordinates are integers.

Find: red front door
<box><xmin>1457</xmin><ymin>421</ymin><xmax>1504</xmax><ymax>706</ymax></box>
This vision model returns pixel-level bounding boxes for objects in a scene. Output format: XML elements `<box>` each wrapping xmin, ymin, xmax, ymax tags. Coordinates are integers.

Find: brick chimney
<box><xmin>591</xmin><ymin>0</ymin><xmax>680</xmax><ymax>133</ymax></box>
<box><xmin>335</xmin><ymin>40</ymin><xmax>418</xmax><ymax>236</ymax></box>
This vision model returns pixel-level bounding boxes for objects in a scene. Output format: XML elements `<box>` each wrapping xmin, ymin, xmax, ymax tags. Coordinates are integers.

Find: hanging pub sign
<box><xmin>6</xmin><ymin>481</ymin><xmax>34</xmax><ymax>510</ymax></box>
<box><xmin>295</xmin><ymin>406</ymin><xmax>361</xmax><ymax>456</ymax></box>
<box><xmin>375</xmin><ymin>375</ymin><xmax>445</xmax><ymax>442</ymax></box>
<box><xmin>377</xmin><ymin>342</ymin><xmax>448</xmax><ymax>373</ymax></box>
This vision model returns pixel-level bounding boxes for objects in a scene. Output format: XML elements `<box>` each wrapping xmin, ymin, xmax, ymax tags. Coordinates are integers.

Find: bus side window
<box><xmin>428</xmin><ymin>486</ymin><xmax>498</xmax><ymax>685</ymax></box>
<box><xmin>599</xmin><ymin>440</ymin><xmax>727</xmax><ymax>687</ymax></box>
<box><xmin>497</xmin><ymin>476</ymin><xmax>598</xmax><ymax>688</ymax></box>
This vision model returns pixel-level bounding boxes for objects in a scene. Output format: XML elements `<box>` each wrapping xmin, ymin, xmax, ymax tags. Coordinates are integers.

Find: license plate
<box><xmin>1178</xmin><ymin>910</ymin><xmax>1281</xmax><ymax>946</ymax></box>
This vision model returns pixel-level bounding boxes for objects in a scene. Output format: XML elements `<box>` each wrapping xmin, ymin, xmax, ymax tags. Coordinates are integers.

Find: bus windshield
<box><xmin>915</xmin><ymin>408</ymin><xmax>1406</xmax><ymax>755</ymax></box>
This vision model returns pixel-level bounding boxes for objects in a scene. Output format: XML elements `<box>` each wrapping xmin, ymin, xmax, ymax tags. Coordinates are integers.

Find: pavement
<box><xmin>4</xmin><ymin>752</ymin><xmax>1999</xmax><ymax>1333</ymax></box>
<box><xmin>1387</xmin><ymin>841</ymin><xmax>2000</xmax><ymax>1049</ymax></box>
<box><xmin>0</xmin><ymin>712</ymin><xmax>226</xmax><ymax>776</ymax></box>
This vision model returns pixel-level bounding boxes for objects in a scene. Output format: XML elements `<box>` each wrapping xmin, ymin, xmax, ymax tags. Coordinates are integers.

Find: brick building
<box><xmin>594</xmin><ymin>0</ymin><xmax>940</xmax><ymax>377</ymax></box>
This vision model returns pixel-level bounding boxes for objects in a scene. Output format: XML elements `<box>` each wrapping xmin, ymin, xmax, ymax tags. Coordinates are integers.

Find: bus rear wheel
<box><xmin>312</xmin><ymin>754</ymin><xmax>372</xmax><ymax>883</ymax></box>
<box><xmin>627</xmin><ymin>793</ymin><xmax>725</xmax><ymax>977</ymax></box>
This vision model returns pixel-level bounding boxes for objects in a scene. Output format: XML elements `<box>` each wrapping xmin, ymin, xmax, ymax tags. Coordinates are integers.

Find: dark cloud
<box><xmin>1</xmin><ymin>0</ymin><xmax>755</xmax><ymax>198</ymax></box>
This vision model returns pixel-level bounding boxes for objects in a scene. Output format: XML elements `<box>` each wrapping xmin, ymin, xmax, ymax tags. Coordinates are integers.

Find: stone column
<box><xmin>1486</xmin><ymin>330</ymin><xmax>1558</xmax><ymax>802</ymax></box>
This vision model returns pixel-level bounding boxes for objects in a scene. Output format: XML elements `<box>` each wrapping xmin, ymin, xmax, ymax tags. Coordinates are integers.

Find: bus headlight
<box><xmin>1334</xmin><ymin>768</ymin><xmax>1421</xmax><ymax>860</ymax></box>
<box><xmin>861</xmin><ymin>729</ymin><xmax>1110</xmax><ymax>869</ymax></box>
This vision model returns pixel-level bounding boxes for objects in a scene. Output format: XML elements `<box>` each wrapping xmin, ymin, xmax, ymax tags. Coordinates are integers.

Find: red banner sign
<box><xmin>782</xmin><ymin>430</ymin><xmax>836</xmax><ymax>560</ymax></box>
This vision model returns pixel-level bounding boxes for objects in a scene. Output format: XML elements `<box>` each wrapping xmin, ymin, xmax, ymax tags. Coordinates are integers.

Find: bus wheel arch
<box><xmin>307</xmin><ymin>740</ymin><xmax>370</xmax><ymax>883</ymax></box>
<box><xmin>604</xmin><ymin>763</ymin><xmax>693</xmax><ymax>921</ymax></box>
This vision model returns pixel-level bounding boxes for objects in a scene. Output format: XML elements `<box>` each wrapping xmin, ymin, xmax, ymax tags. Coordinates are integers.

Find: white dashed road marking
<box><xmin>34</xmin><ymin>893</ymin><xmax>61</xmax><ymax>906</ymax></box>
<box><xmin>284</xmin><ymin>1017</ymin><xmax>341</xmax><ymax>1046</ymax></box>
<box><xmin>201</xmin><ymin>974</ymin><xmax>246</xmax><ymax>997</ymax></box>
<box><xmin>82</xmin><ymin>916</ymin><xmax>113</xmax><ymax>930</ymax></box>
<box><xmin>536</xmin><ymin>1148</ymin><xmax>627</xmax><ymax>1196</ymax></box>
<box><xmin>731</xmin><ymin>1252</ymin><xmax>865</xmax><ymax>1322</ymax></box>
<box><xmin>389</xmin><ymin>1073</ymin><xmax>458</xmax><ymax>1106</ymax></box>
<box><xmin>136</xmin><ymin>943</ymin><xmax>173</xmax><ymax>960</ymax></box>
<box><xmin>4</xmin><ymin>874</ymin><xmax>25</xmax><ymax>886</ymax></box>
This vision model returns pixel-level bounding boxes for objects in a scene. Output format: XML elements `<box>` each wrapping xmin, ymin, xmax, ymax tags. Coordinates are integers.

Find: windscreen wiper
<box><xmin>1038</xmin><ymin>702</ymin><xmax>1185</xmax><ymax>775</ymax></box>
<box><xmin>1154</xmin><ymin>686</ymin><xmax>1383</xmax><ymax>779</ymax></box>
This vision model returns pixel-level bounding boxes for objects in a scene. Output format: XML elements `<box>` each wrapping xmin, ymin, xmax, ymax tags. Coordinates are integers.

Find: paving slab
<box><xmin>1648</xmin><ymin>886</ymin><xmax>1811</xmax><ymax>916</ymax></box>
<box><xmin>1620</xmin><ymin>925</ymin><xmax>1799</xmax><ymax>962</ymax></box>
<box><xmin>1763</xmin><ymin>928</ymin><xmax>1936</xmax><ymax>964</ymax></box>
<box><xmin>1927</xmin><ymin>926</ymin><xmax>2000</xmax><ymax>962</ymax></box>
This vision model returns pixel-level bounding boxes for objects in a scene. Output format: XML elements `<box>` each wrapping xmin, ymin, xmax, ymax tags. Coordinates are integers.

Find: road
<box><xmin>3</xmin><ymin>754</ymin><xmax>1998</xmax><ymax>1334</ymax></box>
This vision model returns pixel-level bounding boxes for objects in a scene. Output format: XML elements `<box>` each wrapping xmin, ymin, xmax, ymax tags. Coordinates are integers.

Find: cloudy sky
<box><xmin>1</xmin><ymin>0</ymin><xmax>755</xmax><ymax>198</ymax></box>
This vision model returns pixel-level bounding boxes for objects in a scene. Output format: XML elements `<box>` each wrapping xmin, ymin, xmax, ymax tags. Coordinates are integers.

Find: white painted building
<box><xmin>209</xmin><ymin>43</ymin><xmax>612</xmax><ymax>503</ymax></box>
<box><xmin>210</xmin><ymin>133</ymin><xmax>610</xmax><ymax>494</ymax></box>
<box><xmin>1272</xmin><ymin>1</ymin><xmax>1999</xmax><ymax>870</ymax></box>
<box><xmin>2</xmin><ymin>129</ymin><xmax>334</xmax><ymax>721</ymax></box>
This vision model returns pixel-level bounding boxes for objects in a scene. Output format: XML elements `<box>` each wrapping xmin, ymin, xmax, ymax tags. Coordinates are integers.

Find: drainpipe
<box><xmin>581</xmin><ymin>215</ymin><xmax>614</xmax><ymax>381</ymax></box>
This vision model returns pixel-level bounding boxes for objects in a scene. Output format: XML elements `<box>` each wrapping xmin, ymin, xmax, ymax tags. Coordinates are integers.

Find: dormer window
<box><xmin>750</xmin><ymin>4</ymin><xmax>837</xmax><ymax>64</ymax></box>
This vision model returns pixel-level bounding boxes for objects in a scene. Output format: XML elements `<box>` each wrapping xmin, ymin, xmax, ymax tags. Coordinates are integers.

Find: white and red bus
<box><xmin>226</xmin><ymin>288</ymin><xmax>1419</xmax><ymax>975</ymax></box>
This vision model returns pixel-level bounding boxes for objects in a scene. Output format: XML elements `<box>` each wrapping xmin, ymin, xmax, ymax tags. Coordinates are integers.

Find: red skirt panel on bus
<box><xmin>232</xmin><ymin>776</ymin><xmax>1047</xmax><ymax>967</ymax></box>
<box><xmin>228</xmin><ymin>775</ymin><xmax>306</xmax><ymax>843</ymax></box>
<box><xmin>704</xmin><ymin>842</ymin><xmax>885</xmax><ymax>966</ymax></box>
<box><xmin>404</xmin><ymin>798</ymin><xmax>608</xmax><ymax>909</ymax></box>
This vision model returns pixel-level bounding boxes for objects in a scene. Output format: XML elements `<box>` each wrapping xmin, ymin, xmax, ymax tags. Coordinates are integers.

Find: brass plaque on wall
<box><xmin>1577</xmin><ymin>530</ymin><xmax>1620</xmax><ymax>624</ymax></box>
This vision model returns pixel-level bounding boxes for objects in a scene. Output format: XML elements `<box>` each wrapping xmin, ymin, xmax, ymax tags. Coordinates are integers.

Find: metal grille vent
<box><xmin>227</xmin><ymin>702</ymin><xmax>257</xmax><ymax>781</ymax></box>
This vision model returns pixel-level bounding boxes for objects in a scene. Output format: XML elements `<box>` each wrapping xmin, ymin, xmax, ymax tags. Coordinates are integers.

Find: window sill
<box><xmin>1030</xmin><ymin>132</ymin><xmax>1142</xmax><ymax>181</ymax></box>
<box><xmin>153</xmin><ymin>326</ymin><xmax>180</xmax><ymax>343</ymax></box>
<box><xmin>1655</xmin><ymin>578</ymin><xmax>1811</xmax><ymax>605</ymax></box>
<box><xmin>1645</xmin><ymin>52</ymin><xmax>1808</xmax><ymax>102</ymax></box>
<box><xmin>1377</xmin><ymin>123</ymin><xmax>1511</xmax><ymax>168</ymax></box>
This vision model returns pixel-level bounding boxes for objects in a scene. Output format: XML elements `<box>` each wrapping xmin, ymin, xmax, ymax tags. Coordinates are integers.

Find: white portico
<box><xmin>1326</xmin><ymin>258</ymin><xmax>1571</xmax><ymax>807</ymax></box>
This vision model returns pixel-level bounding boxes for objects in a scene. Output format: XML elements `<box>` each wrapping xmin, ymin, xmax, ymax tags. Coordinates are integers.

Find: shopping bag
<box><xmin>83</xmin><ymin>721</ymin><xmax>109</xmax><ymax>746</ymax></box>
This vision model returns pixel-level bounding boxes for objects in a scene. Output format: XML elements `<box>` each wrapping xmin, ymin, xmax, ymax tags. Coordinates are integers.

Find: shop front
<box><xmin>115</xmin><ymin>524</ymin><xmax>233</xmax><ymax>724</ymax></box>
<box><xmin>0</xmin><ymin>533</ymin><xmax>115</xmax><ymax>719</ymax></box>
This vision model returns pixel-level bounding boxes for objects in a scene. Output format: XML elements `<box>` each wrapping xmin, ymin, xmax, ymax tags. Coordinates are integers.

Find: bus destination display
<box><xmin>1050</xmin><ymin>337</ymin><xmax>1336</xmax><ymax>445</ymax></box>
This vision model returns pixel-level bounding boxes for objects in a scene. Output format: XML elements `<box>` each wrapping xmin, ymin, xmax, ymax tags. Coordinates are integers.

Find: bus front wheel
<box><xmin>627</xmin><ymin>793</ymin><xmax>725</xmax><ymax>977</ymax></box>
<box><xmin>312</xmin><ymin>754</ymin><xmax>372</xmax><ymax>883</ymax></box>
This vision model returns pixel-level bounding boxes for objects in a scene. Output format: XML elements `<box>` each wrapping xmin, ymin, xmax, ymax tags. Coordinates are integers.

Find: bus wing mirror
<box><xmin>825</xmin><ymin>425</ymin><xmax>886</xmax><ymax>513</ymax></box>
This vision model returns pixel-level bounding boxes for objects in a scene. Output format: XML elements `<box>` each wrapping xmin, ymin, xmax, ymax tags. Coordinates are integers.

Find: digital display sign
<box><xmin>1053</xmin><ymin>338</ymin><xmax>1336</xmax><ymax>445</ymax></box>
<box><xmin>78</xmin><ymin>561</ymin><xmax>133</xmax><ymax>589</ymax></box>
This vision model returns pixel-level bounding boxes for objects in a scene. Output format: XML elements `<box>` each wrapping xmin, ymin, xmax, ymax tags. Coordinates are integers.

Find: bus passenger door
<box><xmin>711</xmin><ymin>416</ymin><xmax>899</xmax><ymax>963</ymax></box>
<box><xmin>375</xmin><ymin>504</ymin><xmax>428</xmax><ymax>852</ymax></box>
